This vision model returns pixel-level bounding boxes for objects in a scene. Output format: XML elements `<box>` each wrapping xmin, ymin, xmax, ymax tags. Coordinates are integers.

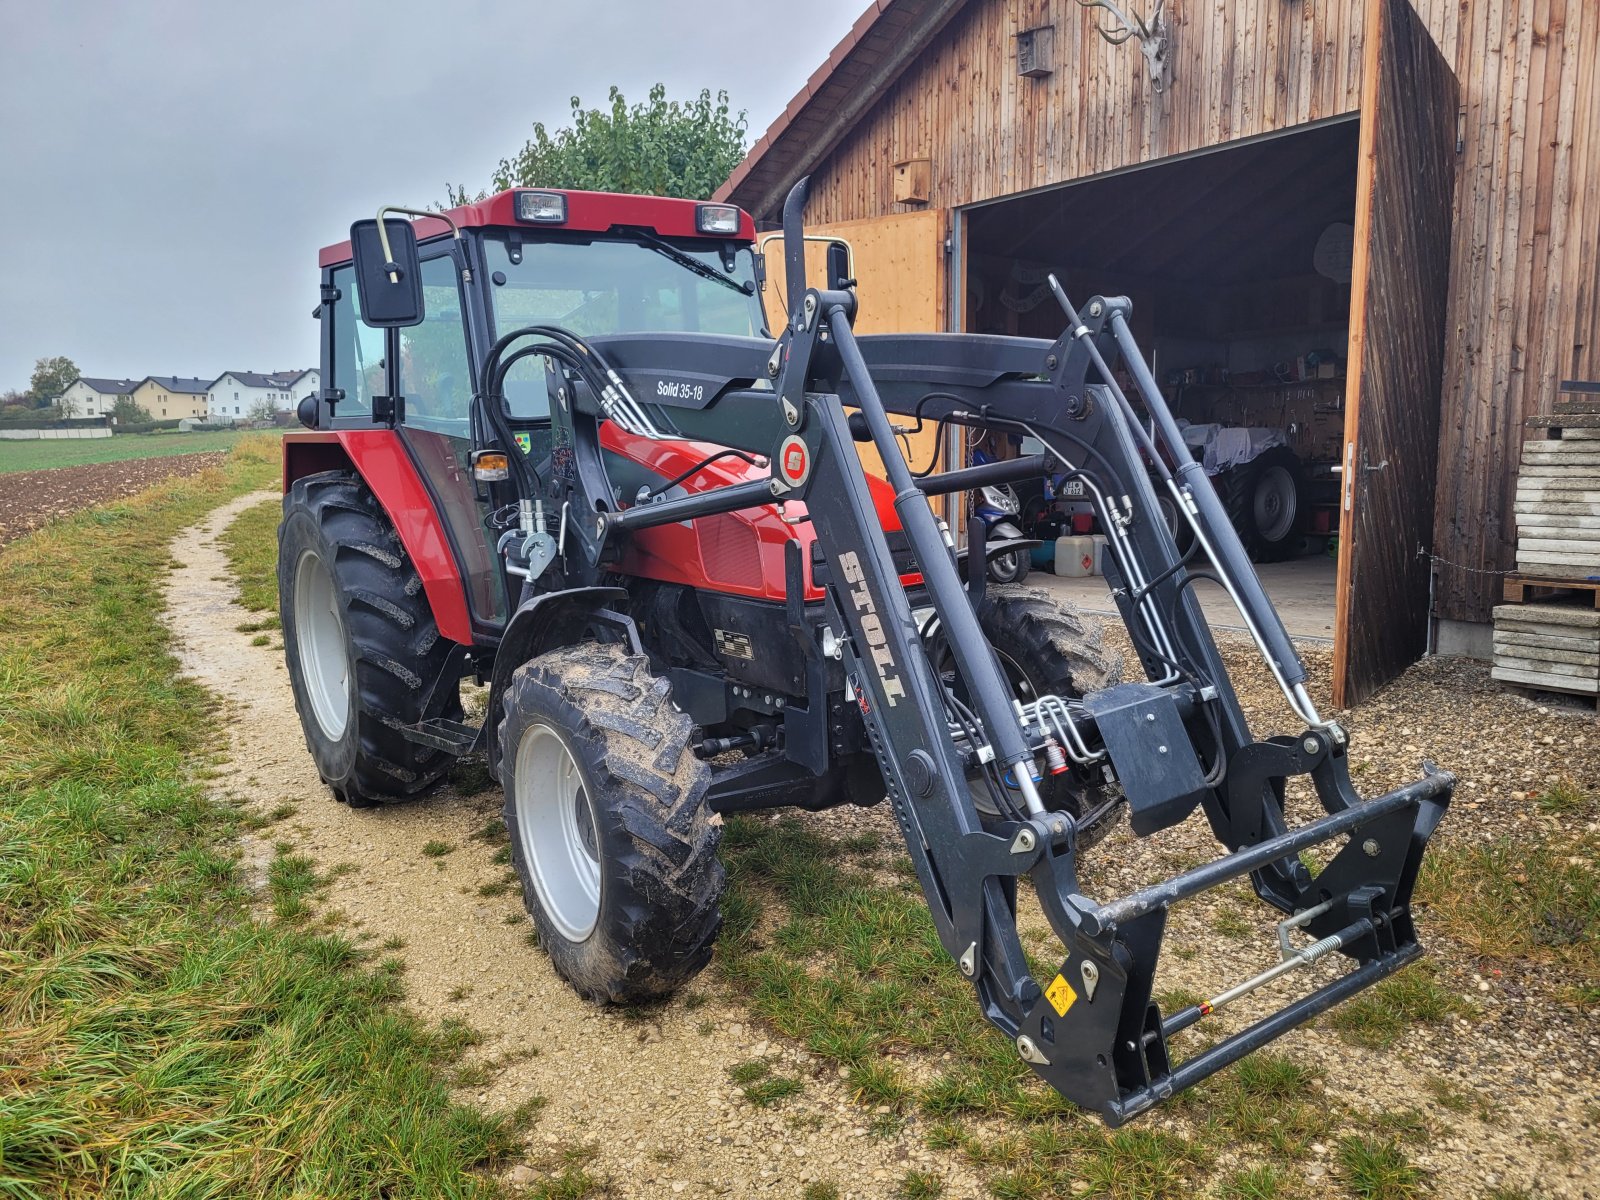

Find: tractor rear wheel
<box><xmin>499</xmin><ymin>643</ymin><xmax>724</xmax><ymax>1004</ymax></box>
<box><xmin>1218</xmin><ymin>446</ymin><xmax>1308</xmax><ymax>563</ymax></box>
<box><xmin>278</xmin><ymin>470</ymin><xmax>462</xmax><ymax>806</ymax></box>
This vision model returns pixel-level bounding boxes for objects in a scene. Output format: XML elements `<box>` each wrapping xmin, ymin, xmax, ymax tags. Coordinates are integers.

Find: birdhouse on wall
<box><xmin>893</xmin><ymin>158</ymin><xmax>932</xmax><ymax>205</ymax></box>
<box><xmin>1016</xmin><ymin>25</ymin><xmax>1055</xmax><ymax>78</ymax></box>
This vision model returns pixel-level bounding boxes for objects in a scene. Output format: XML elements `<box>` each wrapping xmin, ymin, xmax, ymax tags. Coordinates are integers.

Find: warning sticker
<box><xmin>1045</xmin><ymin>973</ymin><xmax>1079</xmax><ymax>1017</ymax></box>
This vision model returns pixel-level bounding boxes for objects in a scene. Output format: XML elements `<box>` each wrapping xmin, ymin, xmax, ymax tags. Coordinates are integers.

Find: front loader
<box><xmin>278</xmin><ymin>180</ymin><xmax>1451</xmax><ymax>1125</ymax></box>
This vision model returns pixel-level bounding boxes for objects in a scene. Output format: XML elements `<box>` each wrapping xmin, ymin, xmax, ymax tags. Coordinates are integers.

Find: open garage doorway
<box><xmin>956</xmin><ymin>0</ymin><xmax>1457</xmax><ymax>713</ymax></box>
<box><xmin>962</xmin><ymin>117</ymin><xmax>1360</xmax><ymax>645</ymax></box>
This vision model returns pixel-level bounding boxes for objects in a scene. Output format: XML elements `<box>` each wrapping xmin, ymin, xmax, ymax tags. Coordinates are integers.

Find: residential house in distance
<box><xmin>278</xmin><ymin>368</ymin><xmax>320</xmax><ymax>409</ymax></box>
<box><xmin>130</xmin><ymin>376</ymin><xmax>211</xmax><ymax>420</ymax></box>
<box><xmin>208</xmin><ymin>369</ymin><xmax>320</xmax><ymax>422</ymax></box>
<box><xmin>54</xmin><ymin>376</ymin><xmax>138</xmax><ymax>418</ymax></box>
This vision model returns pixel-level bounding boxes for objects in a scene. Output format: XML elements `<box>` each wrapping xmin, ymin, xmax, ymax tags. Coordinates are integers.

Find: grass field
<box><xmin>0</xmin><ymin>428</ymin><xmax>284</xmax><ymax>474</ymax></box>
<box><xmin>0</xmin><ymin>439</ymin><xmax>529</xmax><ymax>1198</ymax></box>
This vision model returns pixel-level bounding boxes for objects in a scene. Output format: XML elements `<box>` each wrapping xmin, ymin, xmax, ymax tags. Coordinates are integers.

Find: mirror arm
<box><xmin>374</xmin><ymin>206</ymin><xmax>463</xmax><ymax>283</ymax></box>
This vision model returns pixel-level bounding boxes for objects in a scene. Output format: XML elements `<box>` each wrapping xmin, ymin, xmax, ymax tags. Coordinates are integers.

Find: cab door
<box><xmin>394</xmin><ymin>247</ymin><xmax>508</xmax><ymax>629</ymax></box>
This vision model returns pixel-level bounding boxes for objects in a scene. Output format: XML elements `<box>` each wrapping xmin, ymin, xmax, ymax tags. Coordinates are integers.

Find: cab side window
<box><xmin>400</xmin><ymin>254</ymin><xmax>473</xmax><ymax>428</ymax></box>
<box><xmin>327</xmin><ymin>264</ymin><xmax>381</xmax><ymax>418</ymax></box>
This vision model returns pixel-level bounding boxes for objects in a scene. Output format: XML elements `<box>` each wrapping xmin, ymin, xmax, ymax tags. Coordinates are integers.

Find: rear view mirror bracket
<box><xmin>350</xmin><ymin>206</ymin><xmax>462</xmax><ymax>329</ymax></box>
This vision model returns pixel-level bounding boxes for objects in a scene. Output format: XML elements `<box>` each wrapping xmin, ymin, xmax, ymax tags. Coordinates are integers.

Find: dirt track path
<box><xmin>163</xmin><ymin>493</ymin><xmax>983</xmax><ymax>1199</ymax></box>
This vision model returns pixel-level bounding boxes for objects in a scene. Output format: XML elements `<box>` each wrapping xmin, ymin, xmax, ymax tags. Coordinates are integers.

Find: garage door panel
<box><xmin>1332</xmin><ymin>0</ymin><xmax>1459</xmax><ymax>707</ymax></box>
<box><xmin>759</xmin><ymin>209</ymin><xmax>948</xmax><ymax>483</ymax></box>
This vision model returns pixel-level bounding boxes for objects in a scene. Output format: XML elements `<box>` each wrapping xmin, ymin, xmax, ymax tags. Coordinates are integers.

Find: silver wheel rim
<box><xmin>293</xmin><ymin>549</ymin><xmax>351</xmax><ymax>740</ymax></box>
<box><xmin>514</xmin><ymin>723</ymin><xmax>601</xmax><ymax>942</ymax></box>
<box><xmin>1253</xmin><ymin>465</ymin><xmax>1298</xmax><ymax>543</ymax></box>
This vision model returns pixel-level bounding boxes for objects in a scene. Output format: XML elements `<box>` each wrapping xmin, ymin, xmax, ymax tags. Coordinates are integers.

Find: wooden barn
<box><xmin>715</xmin><ymin>0</ymin><xmax>1600</xmax><ymax>706</ymax></box>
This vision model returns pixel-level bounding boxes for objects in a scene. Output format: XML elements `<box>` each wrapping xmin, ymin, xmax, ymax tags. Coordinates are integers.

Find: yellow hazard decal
<box><xmin>1045</xmin><ymin>973</ymin><xmax>1079</xmax><ymax>1017</ymax></box>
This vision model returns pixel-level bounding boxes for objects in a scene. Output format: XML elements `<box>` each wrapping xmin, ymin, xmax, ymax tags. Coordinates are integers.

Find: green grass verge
<box><xmin>715</xmin><ymin>815</ymin><xmax>1453</xmax><ymax>1197</ymax></box>
<box><xmin>0</xmin><ymin>428</ymin><xmax>284</xmax><ymax>474</ymax></box>
<box><xmin>1418</xmin><ymin>828</ymin><xmax>1598</xmax><ymax>980</ymax></box>
<box><xmin>0</xmin><ymin>439</ymin><xmax>531</xmax><ymax>1197</ymax></box>
<box><xmin>218</xmin><ymin>496</ymin><xmax>281</xmax><ymax>628</ymax></box>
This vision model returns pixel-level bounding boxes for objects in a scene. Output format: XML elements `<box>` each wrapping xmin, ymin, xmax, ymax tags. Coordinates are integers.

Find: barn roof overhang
<box><xmin>714</xmin><ymin>0</ymin><xmax>970</xmax><ymax>222</ymax></box>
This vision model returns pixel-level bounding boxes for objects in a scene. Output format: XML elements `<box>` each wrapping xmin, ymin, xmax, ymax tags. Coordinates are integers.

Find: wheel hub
<box><xmin>514</xmin><ymin>723</ymin><xmax>601</xmax><ymax>942</ymax></box>
<box><xmin>293</xmin><ymin>549</ymin><xmax>351</xmax><ymax>740</ymax></box>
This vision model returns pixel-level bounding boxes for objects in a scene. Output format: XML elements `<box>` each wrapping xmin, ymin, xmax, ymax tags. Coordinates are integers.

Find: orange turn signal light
<box><xmin>472</xmin><ymin>451</ymin><xmax>510</xmax><ymax>483</ymax></box>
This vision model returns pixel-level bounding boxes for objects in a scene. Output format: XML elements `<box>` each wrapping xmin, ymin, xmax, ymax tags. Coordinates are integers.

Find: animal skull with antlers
<box><xmin>1077</xmin><ymin>0</ymin><xmax>1172</xmax><ymax>92</ymax></box>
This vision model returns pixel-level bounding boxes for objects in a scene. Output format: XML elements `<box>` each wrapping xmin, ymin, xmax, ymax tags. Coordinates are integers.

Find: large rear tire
<box><xmin>499</xmin><ymin>643</ymin><xmax>724</xmax><ymax>1004</ymax></box>
<box><xmin>278</xmin><ymin>470</ymin><xmax>462</xmax><ymax>806</ymax></box>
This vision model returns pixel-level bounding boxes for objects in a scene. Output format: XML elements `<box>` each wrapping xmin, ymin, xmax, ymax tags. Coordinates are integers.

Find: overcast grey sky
<box><xmin>0</xmin><ymin>0</ymin><xmax>862</xmax><ymax>390</ymax></box>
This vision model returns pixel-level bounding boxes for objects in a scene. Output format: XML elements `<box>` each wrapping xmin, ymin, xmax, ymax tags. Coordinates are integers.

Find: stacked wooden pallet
<box><xmin>1490</xmin><ymin>603</ymin><xmax>1600</xmax><ymax>698</ymax></box>
<box><xmin>1496</xmin><ymin>385</ymin><xmax>1600</xmax><ymax>700</ymax></box>
<box><xmin>1513</xmin><ymin>429</ymin><xmax>1600</xmax><ymax>582</ymax></box>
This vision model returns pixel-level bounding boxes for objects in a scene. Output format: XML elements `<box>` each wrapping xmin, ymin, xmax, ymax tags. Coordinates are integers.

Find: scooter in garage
<box><xmin>971</xmin><ymin>450</ymin><xmax>1031</xmax><ymax>583</ymax></box>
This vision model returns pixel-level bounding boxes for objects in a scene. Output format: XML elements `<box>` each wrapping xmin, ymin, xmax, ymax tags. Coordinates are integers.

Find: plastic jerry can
<box><xmin>1054</xmin><ymin>535</ymin><xmax>1096</xmax><ymax>577</ymax></box>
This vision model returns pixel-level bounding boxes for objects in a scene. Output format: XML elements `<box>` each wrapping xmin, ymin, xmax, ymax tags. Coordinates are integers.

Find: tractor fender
<box><xmin>484</xmin><ymin>585</ymin><xmax>630</xmax><ymax>778</ymax></box>
<box><xmin>283</xmin><ymin>430</ymin><xmax>473</xmax><ymax>646</ymax></box>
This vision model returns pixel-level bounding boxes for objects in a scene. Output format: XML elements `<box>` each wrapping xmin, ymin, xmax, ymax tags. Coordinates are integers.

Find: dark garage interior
<box><xmin>962</xmin><ymin>120</ymin><xmax>1362</xmax><ymax>616</ymax></box>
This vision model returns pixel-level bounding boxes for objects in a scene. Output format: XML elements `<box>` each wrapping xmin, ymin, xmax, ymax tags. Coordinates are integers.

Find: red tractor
<box><xmin>278</xmin><ymin>182</ymin><xmax>1452</xmax><ymax>1124</ymax></box>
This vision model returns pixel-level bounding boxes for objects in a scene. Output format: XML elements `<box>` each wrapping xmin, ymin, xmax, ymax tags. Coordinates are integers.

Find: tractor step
<box><xmin>399</xmin><ymin>717</ymin><xmax>480</xmax><ymax>754</ymax></box>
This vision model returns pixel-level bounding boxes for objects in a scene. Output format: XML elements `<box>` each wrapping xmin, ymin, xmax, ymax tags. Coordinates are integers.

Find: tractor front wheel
<box><xmin>499</xmin><ymin>643</ymin><xmax>724</xmax><ymax>1004</ymax></box>
<box><xmin>278</xmin><ymin>471</ymin><xmax>462</xmax><ymax>806</ymax></box>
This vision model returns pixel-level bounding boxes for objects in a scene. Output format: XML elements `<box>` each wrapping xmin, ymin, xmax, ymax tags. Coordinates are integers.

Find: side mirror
<box><xmin>350</xmin><ymin>215</ymin><xmax>424</xmax><ymax>327</ymax></box>
<box><xmin>825</xmin><ymin>239</ymin><xmax>854</xmax><ymax>291</ymax></box>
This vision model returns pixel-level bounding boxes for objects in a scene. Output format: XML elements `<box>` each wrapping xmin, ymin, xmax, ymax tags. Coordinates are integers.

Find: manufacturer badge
<box><xmin>713</xmin><ymin>629</ymin><xmax>754</xmax><ymax>662</ymax></box>
<box><xmin>777</xmin><ymin>435</ymin><xmax>810</xmax><ymax>488</ymax></box>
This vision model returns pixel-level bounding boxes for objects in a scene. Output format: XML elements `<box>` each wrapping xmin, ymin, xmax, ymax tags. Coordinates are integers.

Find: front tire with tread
<box><xmin>499</xmin><ymin>643</ymin><xmax>724</xmax><ymax>1004</ymax></box>
<box><xmin>976</xmin><ymin>586</ymin><xmax>1123</xmax><ymax>846</ymax></box>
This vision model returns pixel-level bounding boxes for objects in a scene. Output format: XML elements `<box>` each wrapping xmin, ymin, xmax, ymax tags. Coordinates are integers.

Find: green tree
<box><xmin>247</xmin><ymin>397</ymin><xmax>277</xmax><ymax>424</ymax></box>
<box><xmin>29</xmin><ymin>355</ymin><xmax>79</xmax><ymax>408</ymax></box>
<box><xmin>111</xmin><ymin>395</ymin><xmax>151</xmax><ymax>424</ymax></box>
<box><xmin>453</xmin><ymin>85</ymin><xmax>747</xmax><ymax>204</ymax></box>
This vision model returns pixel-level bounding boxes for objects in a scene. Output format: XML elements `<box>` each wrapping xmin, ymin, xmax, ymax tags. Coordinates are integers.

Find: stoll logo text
<box><xmin>838</xmin><ymin>550</ymin><xmax>905</xmax><ymax>707</ymax></box>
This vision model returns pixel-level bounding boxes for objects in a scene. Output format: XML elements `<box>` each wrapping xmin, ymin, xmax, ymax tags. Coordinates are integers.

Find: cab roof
<box><xmin>318</xmin><ymin>189</ymin><xmax>756</xmax><ymax>268</ymax></box>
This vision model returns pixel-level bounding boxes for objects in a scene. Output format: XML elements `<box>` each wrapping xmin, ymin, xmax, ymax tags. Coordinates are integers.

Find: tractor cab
<box><xmin>294</xmin><ymin>190</ymin><xmax>778</xmax><ymax>638</ymax></box>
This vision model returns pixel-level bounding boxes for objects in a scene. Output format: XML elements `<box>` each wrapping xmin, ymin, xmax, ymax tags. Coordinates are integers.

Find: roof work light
<box><xmin>695</xmin><ymin>204</ymin><xmax>741</xmax><ymax>235</ymax></box>
<box><xmin>515</xmin><ymin>191</ymin><xmax>568</xmax><ymax>224</ymax></box>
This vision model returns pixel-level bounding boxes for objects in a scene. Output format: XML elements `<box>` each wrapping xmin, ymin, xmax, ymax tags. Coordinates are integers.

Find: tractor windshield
<box><xmin>484</xmin><ymin>231</ymin><xmax>764</xmax><ymax>341</ymax></box>
<box><xmin>485</xmin><ymin>230</ymin><xmax>764</xmax><ymax>423</ymax></box>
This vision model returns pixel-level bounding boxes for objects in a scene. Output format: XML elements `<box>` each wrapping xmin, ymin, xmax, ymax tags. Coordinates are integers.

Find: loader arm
<box><xmin>486</xmin><ymin>191</ymin><xmax>1452</xmax><ymax>1124</ymax></box>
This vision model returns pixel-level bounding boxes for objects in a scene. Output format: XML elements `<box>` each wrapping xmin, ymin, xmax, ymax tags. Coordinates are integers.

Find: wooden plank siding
<box><xmin>773</xmin><ymin>0</ymin><xmax>1600</xmax><ymax>626</ymax></box>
